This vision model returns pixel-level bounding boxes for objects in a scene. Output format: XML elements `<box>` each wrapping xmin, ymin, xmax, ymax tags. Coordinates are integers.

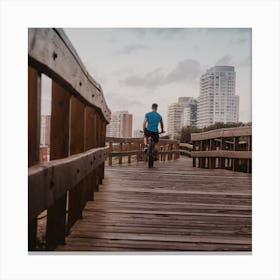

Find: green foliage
<box><xmin>178</xmin><ymin>122</ymin><xmax>252</xmax><ymax>143</ymax></box>
<box><xmin>178</xmin><ymin>126</ymin><xmax>201</xmax><ymax>143</ymax></box>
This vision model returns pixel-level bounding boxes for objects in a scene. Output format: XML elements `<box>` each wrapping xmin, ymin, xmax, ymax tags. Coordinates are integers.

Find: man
<box><xmin>143</xmin><ymin>103</ymin><xmax>164</xmax><ymax>160</ymax></box>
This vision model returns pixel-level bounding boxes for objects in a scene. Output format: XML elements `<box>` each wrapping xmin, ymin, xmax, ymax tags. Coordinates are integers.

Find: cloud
<box><xmin>121</xmin><ymin>59</ymin><xmax>201</xmax><ymax>89</ymax></box>
<box><xmin>114</xmin><ymin>43</ymin><xmax>149</xmax><ymax>55</ymax></box>
<box><xmin>130</xmin><ymin>28</ymin><xmax>187</xmax><ymax>40</ymax></box>
<box><xmin>122</xmin><ymin>68</ymin><xmax>164</xmax><ymax>89</ymax></box>
<box><xmin>105</xmin><ymin>91</ymin><xmax>145</xmax><ymax>111</ymax></box>
<box><xmin>238</xmin><ymin>55</ymin><xmax>252</xmax><ymax>67</ymax></box>
<box><xmin>229</xmin><ymin>37</ymin><xmax>249</xmax><ymax>44</ymax></box>
<box><xmin>165</xmin><ymin>59</ymin><xmax>201</xmax><ymax>83</ymax></box>
<box><xmin>215</xmin><ymin>55</ymin><xmax>233</xmax><ymax>66</ymax></box>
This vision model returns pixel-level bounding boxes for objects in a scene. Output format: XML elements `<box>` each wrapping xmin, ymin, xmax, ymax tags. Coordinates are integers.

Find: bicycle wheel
<box><xmin>148</xmin><ymin>139</ymin><xmax>154</xmax><ymax>168</ymax></box>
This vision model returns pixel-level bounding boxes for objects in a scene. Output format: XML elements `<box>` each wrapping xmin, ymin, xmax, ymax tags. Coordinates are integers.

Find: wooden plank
<box><xmin>28</xmin><ymin>146</ymin><xmax>108</xmax><ymax>220</ymax></box>
<box><xmin>68</xmin><ymin>96</ymin><xmax>86</xmax><ymax>230</ymax></box>
<box><xmin>28</xmin><ymin>66</ymin><xmax>41</xmax><ymax>167</ymax></box>
<box><xmin>28</xmin><ymin>28</ymin><xmax>111</xmax><ymax>123</ymax></box>
<box><xmin>46</xmin><ymin>80</ymin><xmax>70</xmax><ymax>250</ymax></box>
<box><xmin>118</xmin><ymin>143</ymin><xmax>123</xmax><ymax>164</ymax></box>
<box><xmin>56</xmin><ymin>157</ymin><xmax>252</xmax><ymax>252</ymax></box>
<box><xmin>28</xmin><ymin>66</ymin><xmax>41</xmax><ymax>251</ymax></box>
<box><xmin>191</xmin><ymin>150</ymin><xmax>251</xmax><ymax>159</ymax></box>
<box><xmin>106</xmin><ymin>137</ymin><xmax>178</xmax><ymax>145</ymax></box>
<box><xmin>191</xmin><ymin>126</ymin><xmax>252</xmax><ymax>141</ymax></box>
<box><xmin>84</xmin><ymin>106</ymin><xmax>96</xmax><ymax>201</ymax></box>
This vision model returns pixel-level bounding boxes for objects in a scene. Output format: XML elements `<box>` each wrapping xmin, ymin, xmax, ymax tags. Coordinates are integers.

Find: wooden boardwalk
<box><xmin>56</xmin><ymin>157</ymin><xmax>252</xmax><ymax>252</ymax></box>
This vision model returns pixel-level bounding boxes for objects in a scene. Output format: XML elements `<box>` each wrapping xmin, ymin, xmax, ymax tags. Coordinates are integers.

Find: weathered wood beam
<box><xmin>28</xmin><ymin>147</ymin><xmax>108</xmax><ymax>220</ymax></box>
<box><xmin>106</xmin><ymin>137</ymin><xmax>178</xmax><ymax>144</ymax></box>
<box><xmin>191</xmin><ymin>127</ymin><xmax>252</xmax><ymax>141</ymax></box>
<box><xmin>191</xmin><ymin>150</ymin><xmax>252</xmax><ymax>159</ymax></box>
<box><xmin>28</xmin><ymin>28</ymin><xmax>111</xmax><ymax>123</ymax></box>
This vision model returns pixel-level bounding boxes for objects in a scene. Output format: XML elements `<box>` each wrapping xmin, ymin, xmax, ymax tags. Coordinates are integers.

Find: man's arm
<box><xmin>143</xmin><ymin>118</ymin><xmax>147</xmax><ymax>132</ymax></box>
<box><xmin>160</xmin><ymin>119</ymin><xmax>164</xmax><ymax>132</ymax></box>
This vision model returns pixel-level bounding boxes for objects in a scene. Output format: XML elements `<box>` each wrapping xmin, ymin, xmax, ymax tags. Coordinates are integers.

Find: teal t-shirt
<box><xmin>145</xmin><ymin>111</ymin><xmax>162</xmax><ymax>132</ymax></box>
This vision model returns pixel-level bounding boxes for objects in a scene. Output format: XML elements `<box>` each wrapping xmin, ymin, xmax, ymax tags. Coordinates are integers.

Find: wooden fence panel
<box><xmin>28</xmin><ymin>66</ymin><xmax>41</xmax><ymax>251</ymax></box>
<box><xmin>68</xmin><ymin>96</ymin><xmax>85</xmax><ymax>232</ymax></box>
<box><xmin>46</xmin><ymin>80</ymin><xmax>70</xmax><ymax>250</ymax></box>
<box><xmin>84</xmin><ymin>106</ymin><xmax>96</xmax><ymax>201</ymax></box>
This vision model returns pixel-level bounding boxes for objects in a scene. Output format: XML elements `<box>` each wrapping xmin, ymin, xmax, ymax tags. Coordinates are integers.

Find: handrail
<box><xmin>191</xmin><ymin>126</ymin><xmax>251</xmax><ymax>141</ymax></box>
<box><xmin>106</xmin><ymin>137</ymin><xmax>180</xmax><ymax>165</ymax></box>
<box><xmin>106</xmin><ymin>137</ymin><xmax>178</xmax><ymax>144</ymax></box>
<box><xmin>29</xmin><ymin>147</ymin><xmax>108</xmax><ymax>221</ymax></box>
<box><xmin>28</xmin><ymin>28</ymin><xmax>110</xmax><ymax>251</ymax></box>
<box><xmin>179</xmin><ymin>143</ymin><xmax>193</xmax><ymax>157</ymax></box>
<box><xmin>28</xmin><ymin>28</ymin><xmax>111</xmax><ymax>123</ymax></box>
<box><xmin>191</xmin><ymin>126</ymin><xmax>252</xmax><ymax>173</ymax></box>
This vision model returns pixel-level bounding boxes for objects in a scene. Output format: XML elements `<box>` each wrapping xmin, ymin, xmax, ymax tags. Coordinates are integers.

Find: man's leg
<box><xmin>154</xmin><ymin>142</ymin><xmax>160</xmax><ymax>160</ymax></box>
<box><xmin>143</xmin><ymin>136</ymin><xmax>148</xmax><ymax>152</ymax></box>
<box><xmin>144</xmin><ymin>136</ymin><xmax>148</xmax><ymax>146</ymax></box>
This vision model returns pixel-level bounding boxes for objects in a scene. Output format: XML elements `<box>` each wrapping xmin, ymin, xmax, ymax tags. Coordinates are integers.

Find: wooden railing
<box><xmin>28</xmin><ymin>28</ymin><xmax>111</xmax><ymax>250</ymax></box>
<box><xmin>191</xmin><ymin>126</ymin><xmax>252</xmax><ymax>173</ymax></box>
<box><xmin>106</xmin><ymin>137</ymin><xmax>180</xmax><ymax>165</ymax></box>
<box><xmin>179</xmin><ymin>143</ymin><xmax>193</xmax><ymax>157</ymax></box>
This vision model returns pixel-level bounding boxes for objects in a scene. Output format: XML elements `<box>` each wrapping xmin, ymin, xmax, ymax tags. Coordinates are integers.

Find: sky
<box><xmin>42</xmin><ymin>28</ymin><xmax>252</xmax><ymax>132</ymax></box>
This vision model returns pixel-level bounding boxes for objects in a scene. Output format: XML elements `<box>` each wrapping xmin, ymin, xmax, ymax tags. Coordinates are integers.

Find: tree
<box><xmin>178</xmin><ymin>126</ymin><xmax>201</xmax><ymax>143</ymax></box>
<box><xmin>178</xmin><ymin>122</ymin><xmax>252</xmax><ymax>143</ymax></box>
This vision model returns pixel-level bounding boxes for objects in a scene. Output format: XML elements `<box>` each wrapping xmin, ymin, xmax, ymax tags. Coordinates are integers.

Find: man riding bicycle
<box><xmin>143</xmin><ymin>103</ymin><xmax>164</xmax><ymax>161</ymax></box>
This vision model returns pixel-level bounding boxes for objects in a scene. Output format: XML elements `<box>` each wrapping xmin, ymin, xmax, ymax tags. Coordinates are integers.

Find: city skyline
<box><xmin>64</xmin><ymin>28</ymin><xmax>251</xmax><ymax>133</ymax></box>
<box><xmin>42</xmin><ymin>28</ymin><xmax>251</xmax><ymax>132</ymax></box>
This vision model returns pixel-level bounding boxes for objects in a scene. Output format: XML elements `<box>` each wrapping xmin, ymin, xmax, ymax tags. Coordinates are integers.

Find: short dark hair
<box><xmin>152</xmin><ymin>103</ymin><xmax>158</xmax><ymax>109</ymax></box>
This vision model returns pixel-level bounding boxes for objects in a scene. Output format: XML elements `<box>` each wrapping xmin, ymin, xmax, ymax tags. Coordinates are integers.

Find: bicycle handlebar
<box><xmin>140</xmin><ymin>130</ymin><xmax>166</xmax><ymax>134</ymax></box>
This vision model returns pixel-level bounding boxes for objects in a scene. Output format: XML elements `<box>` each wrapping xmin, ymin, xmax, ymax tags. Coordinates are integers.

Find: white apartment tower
<box><xmin>197</xmin><ymin>66</ymin><xmax>239</xmax><ymax>128</ymax></box>
<box><xmin>167</xmin><ymin>103</ymin><xmax>184</xmax><ymax>139</ymax></box>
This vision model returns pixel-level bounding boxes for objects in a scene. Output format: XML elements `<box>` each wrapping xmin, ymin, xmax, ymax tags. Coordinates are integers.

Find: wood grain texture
<box><xmin>191</xmin><ymin>126</ymin><xmax>251</xmax><ymax>141</ymax></box>
<box><xmin>56</xmin><ymin>157</ymin><xmax>252</xmax><ymax>252</ymax></box>
<box><xmin>46</xmin><ymin>80</ymin><xmax>70</xmax><ymax>250</ymax></box>
<box><xmin>28</xmin><ymin>146</ymin><xmax>108</xmax><ymax>220</ymax></box>
<box><xmin>28</xmin><ymin>66</ymin><xmax>41</xmax><ymax>250</ymax></box>
<box><xmin>28</xmin><ymin>28</ymin><xmax>111</xmax><ymax>122</ymax></box>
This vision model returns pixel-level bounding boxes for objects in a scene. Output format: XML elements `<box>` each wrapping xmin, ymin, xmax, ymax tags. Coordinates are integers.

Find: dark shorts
<box><xmin>144</xmin><ymin>129</ymin><xmax>159</xmax><ymax>143</ymax></box>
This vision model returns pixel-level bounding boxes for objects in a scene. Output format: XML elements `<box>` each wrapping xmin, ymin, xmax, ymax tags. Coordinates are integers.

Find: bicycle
<box><xmin>141</xmin><ymin>130</ymin><xmax>165</xmax><ymax>168</ymax></box>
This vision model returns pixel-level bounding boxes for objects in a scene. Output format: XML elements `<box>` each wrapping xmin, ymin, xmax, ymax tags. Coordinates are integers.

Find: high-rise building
<box><xmin>197</xmin><ymin>66</ymin><xmax>239</xmax><ymax>128</ymax></box>
<box><xmin>183</xmin><ymin>99</ymin><xmax>197</xmax><ymax>127</ymax></box>
<box><xmin>167</xmin><ymin>97</ymin><xmax>197</xmax><ymax>139</ymax></box>
<box><xmin>106</xmin><ymin>111</ymin><xmax>133</xmax><ymax>137</ymax></box>
<box><xmin>40</xmin><ymin>115</ymin><xmax>51</xmax><ymax>146</ymax></box>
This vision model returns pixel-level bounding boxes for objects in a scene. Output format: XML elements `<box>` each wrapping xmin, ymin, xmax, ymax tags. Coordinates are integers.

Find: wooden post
<box><xmin>100</xmin><ymin>120</ymin><xmax>106</xmax><ymax>181</ymax></box>
<box><xmin>209</xmin><ymin>139</ymin><xmax>215</xmax><ymax>168</ymax></box>
<box><xmin>128</xmin><ymin>142</ymin><xmax>132</xmax><ymax>163</ymax></box>
<box><xmin>220</xmin><ymin>137</ymin><xmax>226</xmax><ymax>169</ymax></box>
<box><xmin>68</xmin><ymin>96</ymin><xmax>85</xmax><ymax>232</ymax></box>
<box><xmin>232</xmin><ymin>136</ymin><xmax>239</xmax><ymax>171</ymax></box>
<box><xmin>247</xmin><ymin>135</ymin><xmax>252</xmax><ymax>173</ymax></box>
<box><xmin>109</xmin><ymin>142</ymin><xmax>113</xmax><ymax>166</ymax></box>
<box><xmin>198</xmin><ymin>140</ymin><xmax>202</xmax><ymax>168</ymax></box>
<box><xmin>119</xmin><ymin>142</ymin><xmax>123</xmax><ymax>164</ymax></box>
<box><xmin>201</xmin><ymin>140</ymin><xmax>206</xmax><ymax>168</ymax></box>
<box><xmin>136</xmin><ymin>141</ymin><xmax>140</xmax><ymax>162</ymax></box>
<box><xmin>91</xmin><ymin>109</ymin><xmax>99</xmax><ymax>192</ymax></box>
<box><xmin>84</xmin><ymin>106</ymin><xmax>96</xmax><ymax>201</ymax></box>
<box><xmin>46</xmin><ymin>80</ymin><xmax>70</xmax><ymax>250</ymax></box>
<box><xmin>192</xmin><ymin>141</ymin><xmax>196</xmax><ymax>167</ymax></box>
<box><xmin>28</xmin><ymin>66</ymin><xmax>41</xmax><ymax>251</ymax></box>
